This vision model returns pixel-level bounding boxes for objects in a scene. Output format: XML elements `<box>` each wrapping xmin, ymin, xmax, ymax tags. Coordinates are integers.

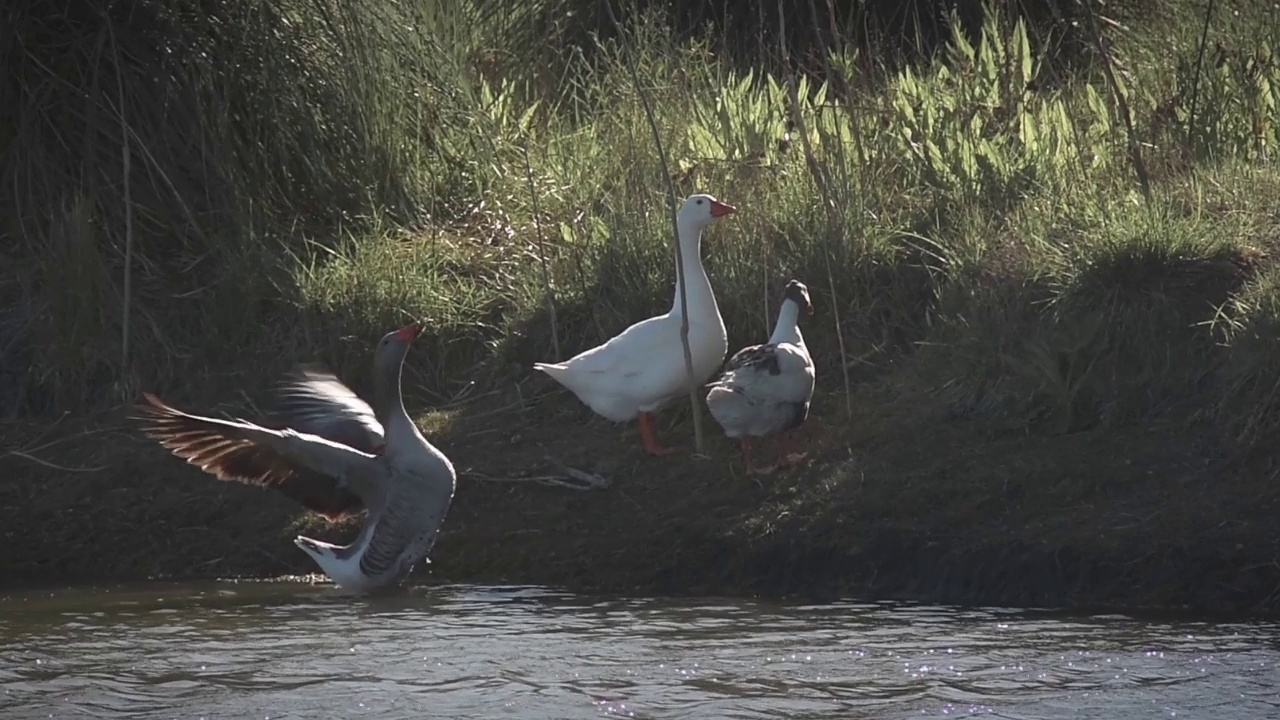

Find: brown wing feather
<box><xmin>725</xmin><ymin>343</ymin><xmax>782</xmax><ymax>375</ymax></box>
<box><xmin>134</xmin><ymin>393</ymin><xmax>364</xmax><ymax>520</ymax></box>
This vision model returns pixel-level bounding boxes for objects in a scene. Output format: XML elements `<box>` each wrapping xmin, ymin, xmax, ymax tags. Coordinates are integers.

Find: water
<box><xmin>2</xmin><ymin>583</ymin><xmax>1278</xmax><ymax>719</ymax></box>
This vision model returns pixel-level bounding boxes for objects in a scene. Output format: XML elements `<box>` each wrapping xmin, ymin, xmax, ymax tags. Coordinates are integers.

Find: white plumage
<box><xmin>707</xmin><ymin>279</ymin><xmax>816</xmax><ymax>473</ymax></box>
<box><xmin>534</xmin><ymin>193</ymin><xmax>737</xmax><ymax>455</ymax></box>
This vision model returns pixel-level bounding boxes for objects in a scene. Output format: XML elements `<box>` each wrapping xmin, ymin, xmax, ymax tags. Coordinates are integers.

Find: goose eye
<box><xmin>696</xmin><ymin>199</ymin><xmax>703</xmax><ymax>205</ymax></box>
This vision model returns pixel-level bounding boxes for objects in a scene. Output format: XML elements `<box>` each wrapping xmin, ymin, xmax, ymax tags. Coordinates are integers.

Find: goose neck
<box><xmin>670</xmin><ymin>219</ymin><xmax>717</xmax><ymax>320</ymax></box>
<box><xmin>373</xmin><ymin>352</ymin><xmax>411</xmax><ymax>441</ymax></box>
<box><xmin>768</xmin><ymin>300</ymin><xmax>803</xmax><ymax>345</ymax></box>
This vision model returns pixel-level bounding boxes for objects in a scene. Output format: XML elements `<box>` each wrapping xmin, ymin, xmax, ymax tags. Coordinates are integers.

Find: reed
<box><xmin>4</xmin><ymin>0</ymin><xmax>1276</xmax><ymax>429</ymax></box>
<box><xmin>2</xmin><ymin>0</ymin><xmax>1274</xmax><ymax>428</ymax></box>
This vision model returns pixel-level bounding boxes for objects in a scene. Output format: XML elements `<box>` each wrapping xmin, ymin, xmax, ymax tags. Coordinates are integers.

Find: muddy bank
<box><xmin>3</xmin><ymin>379</ymin><xmax>1278</xmax><ymax>617</ymax></box>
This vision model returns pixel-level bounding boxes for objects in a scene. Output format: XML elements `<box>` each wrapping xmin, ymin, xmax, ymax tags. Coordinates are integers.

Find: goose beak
<box><xmin>392</xmin><ymin>321</ymin><xmax>423</xmax><ymax>341</ymax></box>
<box><xmin>709</xmin><ymin>200</ymin><xmax>737</xmax><ymax>218</ymax></box>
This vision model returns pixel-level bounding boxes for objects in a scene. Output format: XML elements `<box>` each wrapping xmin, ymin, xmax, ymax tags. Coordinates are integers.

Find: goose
<box><xmin>534</xmin><ymin>193</ymin><xmax>736</xmax><ymax>455</ymax></box>
<box><xmin>134</xmin><ymin>321</ymin><xmax>456</xmax><ymax>593</ymax></box>
<box><xmin>706</xmin><ymin>279</ymin><xmax>816</xmax><ymax>474</ymax></box>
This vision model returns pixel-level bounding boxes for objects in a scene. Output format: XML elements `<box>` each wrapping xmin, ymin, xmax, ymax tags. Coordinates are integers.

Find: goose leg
<box><xmin>776</xmin><ymin>431</ymin><xmax>808</xmax><ymax>466</ymax></box>
<box><xmin>742</xmin><ymin>437</ymin><xmax>776</xmax><ymax>475</ymax></box>
<box><xmin>637</xmin><ymin>411</ymin><xmax>676</xmax><ymax>456</ymax></box>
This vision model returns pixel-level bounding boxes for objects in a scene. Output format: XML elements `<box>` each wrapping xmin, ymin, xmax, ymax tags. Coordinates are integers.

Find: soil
<box><xmin>4</xmin><ymin>376</ymin><xmax>1279</xmax><ymax>618</ymax></box>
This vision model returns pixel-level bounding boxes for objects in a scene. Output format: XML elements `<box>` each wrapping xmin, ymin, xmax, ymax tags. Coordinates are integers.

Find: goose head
<box><xmin>370</xmin><ymin>320</ymin><xmax>423</xmax><ymax>426</ymax></box>
<box><xmin>677</xmin><ymin>193</ymin><xmax>737</xmax><ymax>233</ymax></box>
<box><xmin>782</xmin><ymin>279</ymin><xmax>814</xmax><ymax>316</ymax></box>
<box><xmin>374</xmin><ymin>321</ymin><xmax>422</xmax><ymax>368</ymax></box>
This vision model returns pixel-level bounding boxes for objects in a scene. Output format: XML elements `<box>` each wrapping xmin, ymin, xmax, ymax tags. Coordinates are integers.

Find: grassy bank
<box><xmin>4</xmin><ymin>0</ymin><xmax>1280</xmax><ymax>614</ymax></box>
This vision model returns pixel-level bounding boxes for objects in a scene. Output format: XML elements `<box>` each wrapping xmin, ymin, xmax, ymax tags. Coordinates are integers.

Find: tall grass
<box><xmin>5</xmin><ymin>0</ymin><xmax>1280</xmax><ymax>464</ymax></box>
<box><xmin>2</xmin><ymin>0</ymin><xmax>482</xmax><ymax>409</ymax></box>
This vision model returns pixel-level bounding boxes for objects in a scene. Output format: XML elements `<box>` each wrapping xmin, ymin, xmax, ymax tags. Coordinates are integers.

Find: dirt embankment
<box><xmin>4</xmin><ymin>373</ymin><xmax>1278</xmax><ymax>618</ymax></box>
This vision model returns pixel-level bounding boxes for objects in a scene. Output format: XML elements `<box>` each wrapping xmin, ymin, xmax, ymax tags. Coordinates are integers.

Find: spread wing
<box><xmin>271</xmin><ymin>365</ymin><xmax>385</xmax><ymax>454</ymax></box>
<box><xmin>134</xmin><ymin>393</ymin><xmax>377</xmax><ymax>520</ymax></box>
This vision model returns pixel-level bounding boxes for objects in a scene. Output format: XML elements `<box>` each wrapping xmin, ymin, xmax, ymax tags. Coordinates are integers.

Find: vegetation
<box><xmin>3</xmin><ymin>0</ymin><xmax>1280</xmax><ymax>614</ymax></box>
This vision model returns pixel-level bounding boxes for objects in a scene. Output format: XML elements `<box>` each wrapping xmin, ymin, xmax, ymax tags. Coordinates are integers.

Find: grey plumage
<box><xmin>135</xmin><ymin>322</ymin><xmax>456</xmax><ymax>594</ymax></box>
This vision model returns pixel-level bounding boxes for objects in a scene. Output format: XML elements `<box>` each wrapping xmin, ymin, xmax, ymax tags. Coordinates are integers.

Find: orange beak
<box><xmin>392</xmin><ymin>321</ymin><xmax>423</xmax><ymax>341</ymax></box>
<box><xmin>709</xmin><ymin>200</ymin><xmax>737</xmax><ymax>218</ymax></box>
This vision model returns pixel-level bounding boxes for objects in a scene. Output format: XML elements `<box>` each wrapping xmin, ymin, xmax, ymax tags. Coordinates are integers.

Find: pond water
<box><xmin>1</xmin><ymin>582</ymin><xmax>1277</xmax><ymax>718</ymax></box>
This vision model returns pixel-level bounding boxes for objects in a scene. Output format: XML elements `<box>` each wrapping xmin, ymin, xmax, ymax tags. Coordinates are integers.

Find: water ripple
<box><xmin>2</xmin><ymin>584</ymin><xmax>1279</xmax><ymax>719</ymax></box>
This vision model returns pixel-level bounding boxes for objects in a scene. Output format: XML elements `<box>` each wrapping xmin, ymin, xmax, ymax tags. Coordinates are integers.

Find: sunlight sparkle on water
<box><xmin>2</xmin><ymin>584</ymin><xmax>1279</xmax><ymax>720</ymax></box>
<box><xmin>594</xmin><ymin>699</ymin><xmax>636</xmax><ymax>717</ymax></box>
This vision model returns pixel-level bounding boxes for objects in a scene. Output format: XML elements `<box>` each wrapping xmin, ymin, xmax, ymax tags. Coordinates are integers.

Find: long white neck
<box><xmin>374</xmin><ymin>352</ymin><xmax>414</xmax><ymax>445</ymax></box>
<box><xmin>670</xmin><ymin>217</ymin><xmax>719</xmax><ymax>322</ymax></box>
<box><xmin>768</xmin><ymin>299</ymin><xmax>804</xmax><ymax>346</ymax></box>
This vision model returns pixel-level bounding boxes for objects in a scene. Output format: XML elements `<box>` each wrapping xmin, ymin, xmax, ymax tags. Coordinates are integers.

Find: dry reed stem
<box><xmin>603</xmin><ymin>1</ymin><xmax>707</xmax><ymax>454</ymax></box>
<box><xmin>111</xmin><ymin>23</ymin><xmax>135</xmax><ymax>384</ymax></box>
<box><xmin>1</xmin><ymin>421</ymin><xmax>116</xmax><ymax>473</ymax></box>
<box><xmin>1186</xmin><ymin>0</ymin><xmax>1218</xmax><ymax>165</ymax></box>
<box><xmin>523</xmin><ymin>141</ymin><xmax>561</xmax><ymax>360</ymax></box>
<box><xmin>776</xmin><ymin>0</ymin><xmax>854</xmax><ymax>416</ymax></box>
<box><xmin>1080</xmin><ymin>0</ymin><xmax>1153</xmax><ymax>204</ymax></box>
<box><xmin>820</xmin><ymin>0</ymin><xmax>869</xmax><ymax>204</ymax></box>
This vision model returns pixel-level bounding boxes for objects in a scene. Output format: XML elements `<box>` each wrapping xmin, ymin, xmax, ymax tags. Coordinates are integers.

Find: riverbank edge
<box><xmin>5</xmin><ymin>377</ymin><xmax>1278</xmax><ymax>619</ymax></box>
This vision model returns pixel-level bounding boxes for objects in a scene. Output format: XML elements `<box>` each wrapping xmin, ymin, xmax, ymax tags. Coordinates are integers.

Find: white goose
<box><xmin>534</xmin><ymin>193</ymin><xmax>736</xmax><ymax>455</ymax></box>
<box><xmin>707</xmin><ymin>279</ymin><xmax>816</xmax><ymax>474</ymax></box>
<box><xmin>134</xmin><ymin>322</ymin><xmax>457</xmax><ymax>593</ymax></box>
